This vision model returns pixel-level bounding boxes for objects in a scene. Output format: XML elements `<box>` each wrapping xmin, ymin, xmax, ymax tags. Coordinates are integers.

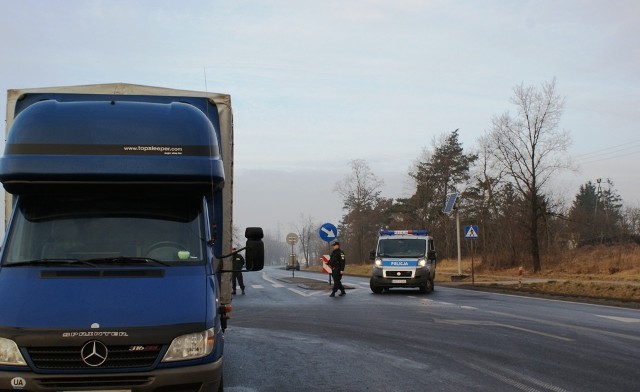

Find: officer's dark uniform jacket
<box><xmin>329</xmin><ymin>248</ymin><xmax>345</xmax><ymax>275</ymax></box>
<box><xmin>232</xmin><ymin>253</ymin><xmax>245</xmax><ymax>293</ymax></box>
<box><xmin>232</xmin><ymin>253</ymin><xmax>245</xmax><ymax>270</ymax></box>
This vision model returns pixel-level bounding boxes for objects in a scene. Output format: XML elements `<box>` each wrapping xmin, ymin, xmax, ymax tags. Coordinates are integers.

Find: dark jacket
<box><xmin>232</xmin><ymin>253</ymin><xmax>245</xmax><ymax>271</ymax></box>
<box><xmin>329</xmin><ymin>248</ymin><xmax>345</xmax><ymax>273</ymax></box>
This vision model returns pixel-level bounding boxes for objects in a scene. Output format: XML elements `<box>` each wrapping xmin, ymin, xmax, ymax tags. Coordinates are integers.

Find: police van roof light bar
<box><xmin>379</xmin><ymin>229</ymin><xmax>429</xmax><ymax>236</ymax></box>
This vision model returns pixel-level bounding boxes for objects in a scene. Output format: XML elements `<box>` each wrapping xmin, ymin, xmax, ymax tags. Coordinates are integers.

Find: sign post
<box><xmin>286</xmin><ymin>232</ymin><xmax>299</xmax><ymax>278</ymax></box>
<box><xmin>464</xmin><ymin>225</ymin><xmax>479</xmax><ymax>285</ymax></box>
<box><xmin>443</xmin><ymin>193</ymin><xmax>465</xmax><ymax>280</ymax></box>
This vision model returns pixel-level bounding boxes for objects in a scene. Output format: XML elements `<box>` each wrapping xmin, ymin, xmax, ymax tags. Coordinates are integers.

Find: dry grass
<box><xmin>434</xmin><ymin>244</ymin><xmax>640</xmax><ymax>302</ymax></box>
<box><xmin>307</xmin><ymin>244</ymin><xmax>640</xmax><ymax>302</ymax></box>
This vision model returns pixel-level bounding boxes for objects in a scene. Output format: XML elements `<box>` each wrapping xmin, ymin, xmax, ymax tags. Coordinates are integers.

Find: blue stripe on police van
<box><xmin>382</xmin><ymin>260</ymin><xmax>418</xmax><ymax>267</ymax></box>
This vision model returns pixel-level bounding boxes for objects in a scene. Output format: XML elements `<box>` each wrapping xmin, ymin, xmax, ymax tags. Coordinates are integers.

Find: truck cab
<box><xmin>0</xmin><ymin>84</ymin><xmax>264</xmax><ymax>392</ymax></box>
<box><xmin>370</xmin><ymin>229</ymin><xmax>436</xmax><ymax>294</ymax></box>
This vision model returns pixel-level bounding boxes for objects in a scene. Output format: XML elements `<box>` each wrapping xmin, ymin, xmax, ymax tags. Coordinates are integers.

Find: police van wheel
<box><xmin>370</xmin><ymin>279</ymin><xmax>383</xmax><ymax>294</ymax></box>
<box><xmin>420</xmin><ymin>278</ymin><xmax>434</xmax><ymax>294</ymax></box>
<box><xmin>426</xmin><ymin>278</ymin><xmax>434</xmax><ymax>293</ymax></box>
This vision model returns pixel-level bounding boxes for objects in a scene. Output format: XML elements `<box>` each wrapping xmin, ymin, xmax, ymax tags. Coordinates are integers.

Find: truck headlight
<box><xmin>162</xmin><ymin>328</ymin><xmax>215</xmax><ymax>362</ymax></box>
<box><xmin>0</xmin><ymin>337</ymin><xmax>27</xmax><ymax>366</ymax></box>
<box><xmin>418</xmin><ymin>258</ymin><xmax>427</xmax><ymax>267</ymax></box>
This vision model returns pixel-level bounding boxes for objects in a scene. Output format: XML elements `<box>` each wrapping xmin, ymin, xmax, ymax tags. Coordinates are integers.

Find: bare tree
<box><xmin>334</xmin><ymin>159</ymin><xmax>384</xmax><ymax>263</ymax></box>
<box><xmin>468</xmin><ymin>135</ymin><xmax>506</xmax><ymax>266</ymax></box>
<box><xmin>487</xmin><ymin>78</ymin><xmax>571</xmax><ymax>272</ymax></box>
<box><xmin>622</xmin><ymin>205</ymin><xmax>640</xmax><ymax>237</ymax></box>
<box><xmin>294</xmin><ymin>214</ymin><xmax>318</xmax><ymax>268</ymax></box>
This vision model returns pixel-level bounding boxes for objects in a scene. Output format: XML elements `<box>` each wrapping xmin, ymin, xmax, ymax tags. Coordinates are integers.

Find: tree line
<box><xmin>330</xmin><ymin>79</ymin><xmax>640</xmax><ymax>272</ymax></box>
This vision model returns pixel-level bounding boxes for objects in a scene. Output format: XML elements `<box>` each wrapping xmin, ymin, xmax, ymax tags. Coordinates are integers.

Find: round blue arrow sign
<box><xmin>319</xmin><ymin>223</ymin><xmax>337</xmax><ymax>242</ymax></box>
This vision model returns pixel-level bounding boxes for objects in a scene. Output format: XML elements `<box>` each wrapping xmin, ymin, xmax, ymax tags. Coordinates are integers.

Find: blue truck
<box><xmin>0</xmin><ymin>83</ymin><xmax>264</xmax><ymax>391</ymax></box>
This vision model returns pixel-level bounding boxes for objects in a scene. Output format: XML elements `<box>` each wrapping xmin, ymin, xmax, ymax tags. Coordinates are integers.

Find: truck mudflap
<box><xmin>0</xmin><ymin>356</ymin><xmax>223</xmax><ymax>391</ymax></box>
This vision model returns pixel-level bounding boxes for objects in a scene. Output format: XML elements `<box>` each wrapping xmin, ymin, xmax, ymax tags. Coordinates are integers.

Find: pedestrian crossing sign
<box><xmin>464</xmin><ymin>225</ymin><xmax>479</xmax><ymax>239</ymax></box>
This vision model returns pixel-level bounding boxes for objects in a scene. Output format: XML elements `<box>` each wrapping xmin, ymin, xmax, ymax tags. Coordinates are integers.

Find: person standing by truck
<box><xmin>232</xmin><ymin>247</ymin><xmax>246</xmax><ymax>295</ymax></box>
<box><xmin>329</xmin><ymin>241</ymin><xmax>346</xmax><ymax>297</ymax></box>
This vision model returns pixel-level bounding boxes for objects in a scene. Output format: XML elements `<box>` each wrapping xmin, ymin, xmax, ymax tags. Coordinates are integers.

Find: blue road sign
<box><xmin>464</xmin><ymin>225</ymin><xmax>479</xmax><ymax>239</ymax></box>
<box><xmin>319</xmin><ymin>223</ymin><xmax>337</xmax><ymax>242</ymax></box>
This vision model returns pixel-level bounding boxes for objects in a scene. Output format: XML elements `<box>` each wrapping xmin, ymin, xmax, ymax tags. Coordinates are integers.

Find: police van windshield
<box><xmin>1</xmin><ymin>194</ymin><xmax>206</xmax><ymax>266</ymax></box>
<box><xmin>377</xmin><ymin>239</ymin><xmax>426</xmax><ymax>258</ymax></box>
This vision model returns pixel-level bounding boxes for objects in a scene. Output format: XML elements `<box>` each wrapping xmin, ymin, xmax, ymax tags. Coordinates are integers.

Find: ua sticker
<box><xmin>11</xmin><ymin>377</ymin><xmax>26</xmax><ymax>388</ymax></box>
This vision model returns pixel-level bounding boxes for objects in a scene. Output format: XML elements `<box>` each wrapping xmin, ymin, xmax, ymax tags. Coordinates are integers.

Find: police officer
<box><xmin>232</xmin><ymin>247</ymin><xmax>245</xmax><ymax>295</ymax></box>
<box><xmin>329</xmin><ymin>241</ymin><xmax>346</xmax><ymax>297</ymax></box>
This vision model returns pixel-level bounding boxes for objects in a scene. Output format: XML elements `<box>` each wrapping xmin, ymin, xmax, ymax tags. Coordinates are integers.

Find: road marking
<box><xmin>488</xmin><ymin>310</ymin><xmax>640</xmax><ymax>342</ymax></box>
<box><xmin>596</xmin><ymin>315</ymin><xmax>640</xmax><ymax>323</ymax></box>
<box><xmin>436</xmin><ymin>319</ymin><xmax>574</xmax><ymax>341</ymax></box>
<box><xmin>251</xmin><ymin>284</ymin><xmax>264</xmax><ymax>289</ymax></box>
<box><xmin>287</xmin><ymin>287</ymin><xmax>314</xmax><ymax>297</ymax></box>
<box><xmin>272</xmin><ymin>283</ymin><xmax>285</xmax><ymax>288</ymax></box>
<box><xmin>463</xmin><ymin>360</ymin><xmax>569</xmax><ymax>392</ymax></box>
<box><xmin>261</xmin><ymin>272</ymin><xmax>281</xmax><ymax>284</ymax></box>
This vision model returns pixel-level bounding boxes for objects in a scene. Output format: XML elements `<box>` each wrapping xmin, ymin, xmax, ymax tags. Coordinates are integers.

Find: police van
<box><xmin>369</xmin><ymin>230</ymin><xmax>436</xmax><ymax>294</ymax></box>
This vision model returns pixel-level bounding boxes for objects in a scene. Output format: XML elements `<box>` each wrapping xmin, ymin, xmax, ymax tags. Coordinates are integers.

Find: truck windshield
<box><xmin>1</xmin><ymin>194</ymin><xmax>206</xmax><ymax>266</ymax></box>
<box><xmin>377</xmin><ymin>239</ymin><xmax>426</xmax><ymax>258</ymax></box>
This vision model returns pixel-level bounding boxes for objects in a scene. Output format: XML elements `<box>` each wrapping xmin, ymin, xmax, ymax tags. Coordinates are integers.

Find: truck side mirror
<box><xmin>427</xmin><ymin>250</ymin><xmax>437</xmax><ymax>260</ymax></box>
<box><xmin>369</xmin><ymin>250</ymin><xmax>376</xmax><ymax>260</ymax></box>
<box><xmin>244</xmin><ymin>227</ymin><xmax>264</xmax><ymax>271</ymax></box>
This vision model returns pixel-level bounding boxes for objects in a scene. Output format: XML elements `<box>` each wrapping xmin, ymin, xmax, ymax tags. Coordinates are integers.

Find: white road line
<box><xmin>287</xmin><ymin>287</ymin><xmax>314</xmax><ymax>297</ymax></box>
<box><xmin>596</xmin><ymin>315</ymin><xmax>640</xmax><ymax>323</ymax></box>
<box><xmin>436</xmin><ymin>319</ymin><xmax>574</xmax><ymax>341</ymax></box>
<box><xmin>251</xmin><ymin>284</ymin><xmax>264</xmax><ymax>289</ymax></box>
<box><xmin>261</xmin><ymin>272</ymin><xmax>281</xmax><ymax>285</ymax></box>
<box><xmin>463</xmin><ymin>360</ymin><xmax>569</xmax><ymax>392</ymax></box>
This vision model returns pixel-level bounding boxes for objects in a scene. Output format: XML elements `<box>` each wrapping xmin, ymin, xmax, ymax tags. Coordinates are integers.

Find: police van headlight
<box><xmin>0</xmin><ymin>337</ymin><xmax>27</xmax><ymax>366</ymax></box>
<box><xmin>374</xmin><ymin>258</ymin><xmax>382</xmax><ymax>267</ymax></box>
<box><xmin>418</xmin><ymin>258</ymin><xmax>428</xmax><ymax>267</ymax></box>
<box><xmin>162</xmin><ymin>328</ymin><xmax>215</xmax><ymax>362</ymax></box>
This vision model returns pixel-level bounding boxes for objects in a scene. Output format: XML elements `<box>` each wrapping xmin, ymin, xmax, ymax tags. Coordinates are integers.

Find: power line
<box><xmin>574</xmin><ymin>139</ymin><xmax>640</xmax><ymax>164</ymax></box>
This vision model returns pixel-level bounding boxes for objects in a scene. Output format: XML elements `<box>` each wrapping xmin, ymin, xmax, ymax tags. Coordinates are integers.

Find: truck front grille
<box><xmin>27</xmin><ymin>344</ymin><xmax>163</xmax><ymax>370</ymax></box>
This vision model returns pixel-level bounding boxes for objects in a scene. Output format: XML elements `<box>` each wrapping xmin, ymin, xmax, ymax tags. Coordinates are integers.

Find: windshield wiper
<box><xmin>85</xmin><ymin>257</ymin><xmax>170</xmax><ymax>267</ymax></box>
<box><xmin>4</xmin><ymin>259</ymin><xmax>97</xmax><ymax>267</ymax></box>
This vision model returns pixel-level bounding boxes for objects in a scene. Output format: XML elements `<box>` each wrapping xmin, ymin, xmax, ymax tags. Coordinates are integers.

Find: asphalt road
<box><xmin>223</xmin><ymin>267</ymin><xmax>640</xmax><ymax>392</ymax></box>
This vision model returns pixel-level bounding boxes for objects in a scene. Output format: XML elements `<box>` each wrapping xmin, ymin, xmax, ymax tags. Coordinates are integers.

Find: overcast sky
<box><xmin>1</xmin><ymin>1</ymin><xmax>639</xmax><ymax>239</ymax></box>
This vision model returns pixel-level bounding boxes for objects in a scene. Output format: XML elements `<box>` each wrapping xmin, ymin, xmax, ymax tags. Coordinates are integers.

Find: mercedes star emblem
<box><xmin>81</xmin><ymin>340</ymin><xmax>108</xmax><ymax>367</ymax></box>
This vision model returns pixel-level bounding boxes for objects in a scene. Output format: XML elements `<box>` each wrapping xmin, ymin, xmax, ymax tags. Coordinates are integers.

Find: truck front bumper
<box><xmin>371</xmin><ymin>267</ymin><xmax>430</xmax><ymax>288</ymax></box>
<box><xmin>0</xmin><ymin>356</ymin><xmax>222</xmax><ymax>392</ymax></box>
